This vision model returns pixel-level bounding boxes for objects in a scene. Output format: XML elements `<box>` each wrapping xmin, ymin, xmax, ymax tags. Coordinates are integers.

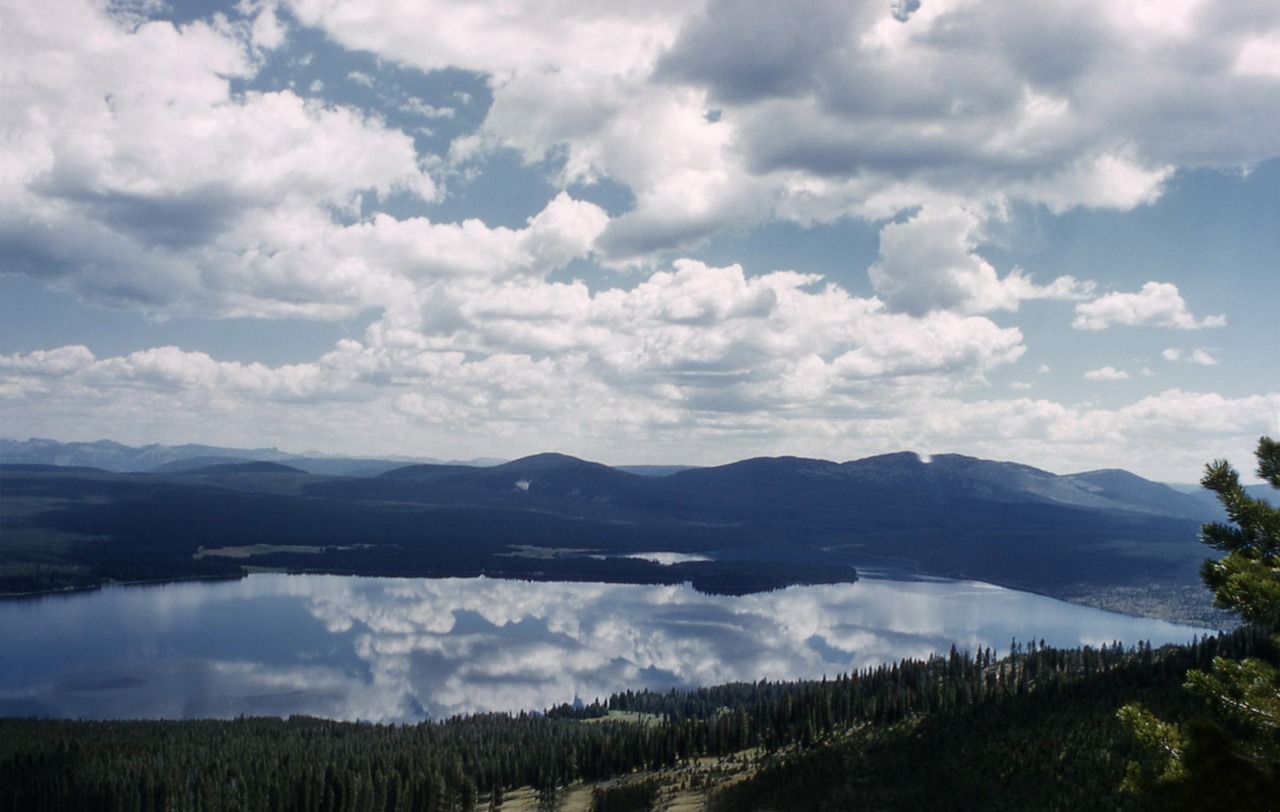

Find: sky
<box><xmin>1</xmin><ymin>0</ymin><xmax>1278</xmax><ymax>482</ymax></box>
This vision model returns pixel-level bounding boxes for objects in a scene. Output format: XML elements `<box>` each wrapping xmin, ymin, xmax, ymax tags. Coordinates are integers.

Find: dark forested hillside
<box><xmin>1</xmin><ymin>624</ymin><xmax>1271</xmax><ymax>811</ymax></box>
<box><xmin>1</xmin><ymin>448</ymin><xmax>1221</xmax><ymax>620</ymax></box>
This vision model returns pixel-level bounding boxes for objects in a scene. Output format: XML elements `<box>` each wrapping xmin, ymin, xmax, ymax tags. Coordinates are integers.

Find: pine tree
<box><xmin>1120</xmin><ymin>436</ymin><xmax>1280</xmax><ymax>807</ymax></box>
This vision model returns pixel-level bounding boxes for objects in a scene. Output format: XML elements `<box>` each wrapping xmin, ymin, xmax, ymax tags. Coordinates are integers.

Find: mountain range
<box><xmin>3</xmin><ymin>438</ymin><xmax>1270</xmax><ymax>624</ymax></box>
<box><xmin>0</xmin><ymin>437</ymin><xmax>503</xmax><ymax>477</ymax></box>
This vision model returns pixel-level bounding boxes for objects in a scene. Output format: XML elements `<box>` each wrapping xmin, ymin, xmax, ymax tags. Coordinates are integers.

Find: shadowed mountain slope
<box><xmin>1</xmin><ymin>448</ymin><xmax>1243</xmax><ymax>619</ymax></box>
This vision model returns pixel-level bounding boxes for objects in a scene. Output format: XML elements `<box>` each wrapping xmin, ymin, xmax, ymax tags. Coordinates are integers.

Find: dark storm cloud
<box><xmin>919</xmin><ymin>2</ymin><xmax>1116</xmax><ymax>93</ymax></box>
<box><xmin>656</xmin><ymin>0</ymin><xmax>863</xmax><ymax>103</ymax></box>
<box><xmin>40</xmin><ymin>183</ymin><xmax>247</xmax><ymax>250</ymax></box>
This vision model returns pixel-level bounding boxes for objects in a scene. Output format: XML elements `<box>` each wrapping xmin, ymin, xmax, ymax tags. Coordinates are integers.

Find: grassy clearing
<box><xmin>489</xmin><ymin>749</ymin><xmax>761</xmax><ymax>811</ymax></box>
<box><xmin>579</xmin><ymin>711</ymin><xmax>664</xmax><ymax>726</ymax></box>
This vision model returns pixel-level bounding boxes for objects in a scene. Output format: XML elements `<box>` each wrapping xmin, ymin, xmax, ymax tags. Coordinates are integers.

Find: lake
<box><xmin>0</xmin><ymin>572</ymin><xmax>1208</xmax><ymax>723</ymax></box>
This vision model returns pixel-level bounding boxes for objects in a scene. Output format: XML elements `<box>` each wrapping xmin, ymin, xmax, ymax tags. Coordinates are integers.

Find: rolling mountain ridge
<box><xmin>1</xmin><ymin>438</ymin><xmax>1260</xmax><ymax>519</ymax></box>
<box><xmin>3</xmin><ymin>440</ymin><xmax>1270</xmax><ymax>623</ymax></box>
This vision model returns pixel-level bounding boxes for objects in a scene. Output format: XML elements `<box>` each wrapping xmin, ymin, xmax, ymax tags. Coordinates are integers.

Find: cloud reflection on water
<box><xmin>0</xmin><ymin>574</ymin><xmax>1205</xmax><ymax>723</ymax></box>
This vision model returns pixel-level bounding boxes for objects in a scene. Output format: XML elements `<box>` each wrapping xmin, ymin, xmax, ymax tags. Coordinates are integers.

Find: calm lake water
<box><xmin>0</xmin><ymin>573</ymin><xmax>1207</xmax><ymax>723</ymax></box>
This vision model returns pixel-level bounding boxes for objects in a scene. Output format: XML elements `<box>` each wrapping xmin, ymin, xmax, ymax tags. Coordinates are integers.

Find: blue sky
<box><xmin>1</xmin><ymin>0</ymin><xmax>1277</xmax><ymax>481</ymax></box>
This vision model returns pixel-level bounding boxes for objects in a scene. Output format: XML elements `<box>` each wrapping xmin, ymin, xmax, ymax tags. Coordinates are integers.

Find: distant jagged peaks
<box><xmin>0</xmin><ymin>437</ymin><xmax>293</xmax><ymax>472</ymax></box>
<box><xmin>0</xmin><ymin>438</ymin><xmax>488</xmax><ymax>477</ymax></box>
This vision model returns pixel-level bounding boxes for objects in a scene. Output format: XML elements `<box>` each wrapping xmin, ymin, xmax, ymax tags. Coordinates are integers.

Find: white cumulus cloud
<box><xmin>280</xmin><ymin>0</ymin><xmax>1280</xmax><ymax>260</ymax></box>
<box><xmin>1084</xmin><ymin>366</ymin><xmax>1130</xmax><ymax>381</ymax></box>
<box><xmin>1189</xmin><ymin>349</ymin><xmax>1220</xmax><ymax>366</ymax></box>
<box><xmin>868</xmin><ymin>205</ymin><xmax>1092</xmax><ymax>316</ymax></box>
<box><xmin>1164</xmin><ymin>348</ymin><xmax>1221</xmax><ymax>366</ymax></box>
<box><xmin>1</xmin><ymin>0</ymin><xmax>448</xmax><ymax>318</ymax></box>
<box><xmin>0</xmin><ymin>0</ymin><xmax>1275</xmax><ymax>484</ymax></box>
<box><xmin>1072</xmin><ymin>282</ymin><xmax>1226</xmax><ymax>331</ymax></box>
<box><xmin>0</xmin><ymin>254</ymin><xmax>1031</xmax><ymax>456</ymax></box>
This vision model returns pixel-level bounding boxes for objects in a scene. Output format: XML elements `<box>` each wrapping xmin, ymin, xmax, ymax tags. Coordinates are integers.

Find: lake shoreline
<box><xmin>0</xmin><ymin>566</ymin><xmax>1229</xmax><ymax>628</ymax></box>
<box><xmin>0</xmin><ymin>563</ymin><xmax>1228</xmax><ymax>625</ymax></box>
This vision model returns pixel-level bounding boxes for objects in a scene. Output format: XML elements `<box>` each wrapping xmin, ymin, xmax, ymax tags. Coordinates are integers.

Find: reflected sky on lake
<box><xmin>0</xmin><ymin>574</ymin><xmax>1208</xmax><ymax>723</ymax></box>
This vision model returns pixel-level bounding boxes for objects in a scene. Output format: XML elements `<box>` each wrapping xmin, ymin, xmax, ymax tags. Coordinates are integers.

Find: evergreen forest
<box><xmin>1</xmin><ymin>625</ymin><xmax>1273</xmax><ymax>811</ymax></box>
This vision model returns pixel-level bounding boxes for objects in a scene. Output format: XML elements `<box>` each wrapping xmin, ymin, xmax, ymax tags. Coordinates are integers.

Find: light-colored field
<box><xmin>579</xmin><ymin>710</ymin><xmax>663</xmax><ymax>726</ymax></box>
<box><xmin>487</xmin><ymin>752</ymin><xmax>760</xmax><ymax>811</ymax></box>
